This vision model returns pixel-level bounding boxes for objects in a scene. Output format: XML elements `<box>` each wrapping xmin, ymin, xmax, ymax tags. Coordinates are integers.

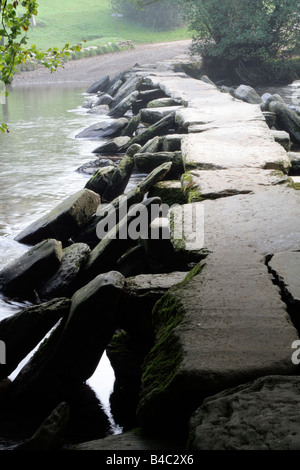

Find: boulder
<box><xmin>116</xmin><ymin>245</ymin><xmax>149</xmax><ymax>278</ymax></box>
<box><xmin>75</xmin><ymin>118</ymin><xmax>128</xmax><ymax>140</ymax></box>
<box><xmin>140</xmin><ymin>107</ymin><xmax>182</xmax><ymax>125</ymax></box>
<box><xmin>140</xmin><ymin>136</ymin><xmax>162</xmax><ymax>154</ymax></box>
<box><xmin>233</xmin><ymin>85</ymin><xmax>262</xmax><ymax>104</ymax></box>
<box><xmin>288</xmin><ymin>152</ymin><xmax>300</xmax><ymax>175</ymax></box>
<box><xmin>85</xmin><ymin>165</ymin><xmax>116</xmax><ymax>197</ymax></box>
<box><xmin>120</xmin><ymin>114</ymin><xmax>141</xmax><ymax>137</ymax></box>
<box><xmin>270</xmin><ymin>130</ymin><xmax>291</xmax><ymax>151</ymax></box>
<box><xmin>92</xmin><ymin>136</ymin><xmax>131</xmax><ymax>155</ymax></box>
<box><xmin>83</xmin><ymin>197</ymin><xmax>162</xmax><ymax>282</ymax></box>
<box><xmin>86</xmin><ymin>75</ymin><xmax>110</xmax><ymax>94</ymax></box>
<box><xmin>109</xmin><ymin>91</ymin><xmax>139</xmax><ymax>118</ymax></box>
<box><xmin>147</xmin><ymin>98</ymin><xmax>182</xmax><ymax>108</ymax></box>
<box><xmin>118</xmin><ymin>112</ymin><xmax>176</xmax><ymax>152</ymax></box>
<box><xmin>76</xmin><ymin>158</ymin><xmax>115</xmax><ymax>175</ymax></box>
<box><xmin>93</xmin><ymin>94</ymin><xmax>114</xmax><ymax>107</ymax></box>
<box><xmin>37</xmin><ymin>243</ymin><xmax>91</xmax><ymax>300</ymax></box>
<box><xmin>162</xmin><ymin>134</ymin><xmax>183</xmax><ymax>152</ymax></box>
<box><xmin>0</xmin><ymin>239</ymin><xmax>63</xmax><ymax>299</ymax></box>
<box><xmin>11</xmin><ymin>272</ymin><xmax>125</xmax><ymax>398</ymax></box>
<box><xmin>15</xmin><ymin>189</ymin><xmax>100</xmax><ymax>246</ymax></box>
<box><xmin>112</xmin><ymin>75</ymin><xmax>143</xmax><ymax>108</ymax></box>
<box><xmin>15</xmin><ymin>402</ymin><xmax>69</xmax><ymax>451</ymax></box>
<box><xmin>101</xmin><ymin>154</ymin><xmax>135</xmax><ymax>202</ymax></box>
<box><xmin>0</xmin><ymin>297</ymin><xmax>70</xmax><ymax>381</ymax></box>
<box><xmin>188</xmin><ymin>376</ymin><xmax>300</xmax><ymax>450</ymax></box>
<box><xmin>148</xmin><ymin>180</ymin><xmax>187</xmax><ymax>206</ymax></box>
<box><xmin>134</xmin><ymin>151</ymin><xmax>184</xmax><ymax>178</ymax></box>
<box><xmin>268</xmin><ymin>100</ymin><xmax>300</xmax><ymax>144</ymax></box>
<box><xmin>107</xmin><ymin>79</ymin><xmax>123</xmax><ymax>98</ymax></box>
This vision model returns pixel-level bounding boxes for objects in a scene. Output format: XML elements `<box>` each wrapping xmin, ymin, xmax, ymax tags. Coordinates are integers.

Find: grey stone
<box><xmin>269</xmin><ymin>100</ymin><xmax>300</xmax><ymax>143</ymax></box>
<box><xmin>137</xmin><ymin>161</ymin><xmax>172</xmax><ymax>194</ymax></box>
<box><xmin>148</xmin><ymin>180</ymin><xmax>187</xmax><ymax>206</ymax></box>
<box><xmin>101</xmin><ymin>154</ymin><xmax>135</xmax><ymax>202</ymax></box>
<box><xmin>162</xmin><ymin>134</ymin><xmax>183</xmax><ymax>152</ymax></box>
<box><xmin>271</xmin><ymin>130</ymin><xmax>291</xmax><ymax>151</ymax></box>
<box><xmin>92</xmin><ymin>136</ymin><xmax>131</xmax><ymax>155</ymax></box>
<box><xmin>233</xmin><ymin>85</ymin><xmax>263</xmax><ymax>104</ymax></box>
<box><xmin>140</xmin><ymin>136</ymin><xmax>162</xmax><ymax>154</ymax></box>
<box><xmin>188</xmin><ymin>376</ymin><xmax>300</xmax><ymax>450</ymax></box>
<box><xmin>120</xmin><ymin>113</ymin><xmax>141</xmax><ymax>137</ymax></box>
<box><xmin>93</xmin><ymin>94</ymin><xmax>114</xmax><ymax>107</ymax></box>
<box><xmin>84</xmin><ymin>165</ymin><xmax>116</xmax><ymax>197</ymax></box>
<box><xmin>15</xmin><ymin>402</ymin><xmax>70</xmax><ymax>451</ymax></box>
<box><xmin>0</xmin><ymin>239</ymin><xmax>63</xmax><ymax>298</ymax></box>
<box><xmin>147</xmin><ymin>98</ymin><xmax>182</xmax><ymax>108</ymax></box>
<box><xmin>107</xmin><ymin>79</ymin><xmax>123</xmax><ymax>97</ymax></box>
<box><xmin>75</xmin><ymin>118</ymin><xmax>128</xmax><ymax>140</ymax></box>
<box><xmin>134</xmin><ymin>151</ymin><xmax>183</xmax><ymax>178</ymax></box>
<box><xmin>83</xmin><ymin>198</ymin><xmax>162</xmax><ymax>281</ymax></box>
<box><xmin>15</xmin><ymin>189</ymin><xmax>100</xmax><ymax>246</ymax></box>
<box><xmin>118</xmin><ymin>111</ymin><xmax>176</xmax><ymax>151</ymax></box>
<box><xmin>113</xmin><ymin>74</ymin><xmax>143</xmax><ymax>107</ymax></box>
<box><xmin>86</xmin><ymin>75</ymin><xmax>110</xmax><ymax>94</ymax></box>
<box><xmin>76</xmin><ymin>158</ymin><xmax>115</xmax><ymax>175</ymax></box>
<box><xmin>109</xmin><ymin>91</ymin><xmax>139</xmax><ymax>118</ymax></box>
<box><xmin>0</xmin><ymin>298</ymin><xmax>70</xmax><ymax>380</ymax></box>
<box><xmin>288</xmin><ymin>152</ymin><xmax>300</xmax><ymax>174</ymax></box>
<box><xmin>37</xmin><ymin>243</ymin><xmax>91</xmax><ymax>300</ymax></box>
<box><xmin>140</xmin><ymin>106</ymin><xmax>182</xmax><ymax>124</ymax></box>
<box><xmin>137</xmin><ymin>249</ymin><xmax>299</xmax><ymax>436</ymax></box>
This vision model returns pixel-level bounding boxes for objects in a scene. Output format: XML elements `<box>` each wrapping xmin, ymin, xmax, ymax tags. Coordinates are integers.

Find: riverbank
<box><xmin>11</xmin><ymin>40</ymin><xmax>193</xmax><ymax>88</ymax></box>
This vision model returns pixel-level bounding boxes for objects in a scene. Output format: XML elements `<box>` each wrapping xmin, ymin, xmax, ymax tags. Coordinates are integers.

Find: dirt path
<box><xmin>11</xmin><ymin>40</ymin><xmax>192</xmax><ymax>88</ymax></box>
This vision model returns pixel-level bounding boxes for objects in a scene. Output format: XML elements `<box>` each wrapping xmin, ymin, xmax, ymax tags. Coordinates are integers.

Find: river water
<box><xmin>0</xmin><ymin>77</ymin><xmax>299</xmax><ymax>444</ymax></box>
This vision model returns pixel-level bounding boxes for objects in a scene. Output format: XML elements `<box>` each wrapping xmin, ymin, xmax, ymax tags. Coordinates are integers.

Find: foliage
<box><xmin>0</xmin><ymin>0</ymin><xmax>81</xmax><ymax>133</ymax></box>
<box><xmin>178</xmin><ymin>0</ymin><xmax>300</xmax><ymax>83</ymax></box>
<box><xmin>111</xmin><ymin>0</ymin><xmax>184</xmax><ymax>30</ymax></box>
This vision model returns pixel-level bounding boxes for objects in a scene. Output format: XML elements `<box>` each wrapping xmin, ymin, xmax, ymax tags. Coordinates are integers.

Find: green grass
<box><xmin>25</xmin><ymin>0</ymin><xmax>191</xmax><ymax>51</ymax></box>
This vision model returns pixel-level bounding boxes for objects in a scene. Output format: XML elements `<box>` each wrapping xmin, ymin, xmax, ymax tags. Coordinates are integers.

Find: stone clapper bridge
<box><xmin>1</xmin><ymin>55</ymin><xmax>300</xmax><ymax>450</ymax></box>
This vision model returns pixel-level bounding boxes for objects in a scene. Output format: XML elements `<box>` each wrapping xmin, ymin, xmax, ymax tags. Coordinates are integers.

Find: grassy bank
<box><xmin>25</xmin><ymin>0</ymin><xmax>190</xmax><ymax>51</ymax></box>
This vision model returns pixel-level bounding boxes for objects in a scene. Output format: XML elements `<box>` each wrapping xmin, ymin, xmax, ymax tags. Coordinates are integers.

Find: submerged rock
<box><xmin>0</xmin><ymin>239</ymin><xmax>63</xmax><ymax>299</ymax></box>
<box><xmin>75</xmin><ymin>118</ymin><xmax>128</xmax><ymax>140</ymax></box>
<box><xmin>15</xmin><ymin>189</ymin><xmax>100</xmax><ymax>246</ymax></box>
<box><xmin>0</xmin><ymin>297</ymin><xmax>70</xmax><ymax>381</ymax></box>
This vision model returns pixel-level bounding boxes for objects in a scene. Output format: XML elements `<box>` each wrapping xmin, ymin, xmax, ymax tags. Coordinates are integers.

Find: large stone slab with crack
<box><xmin>169</xmin><ymin>187</ymin><xmax>300</xmax><ymax>257</ymax></box>
<box><xmin>268</xmin><ymin>251</ymin><xmax>300</xmax><ymax>330</ymax></box>
<box><xmin>137</xmin><ymin>249</ymin><xmax>299</xmax><ymax>436</ymax></box>
<box><xmin>188</xmin><ymin>375</ymin><xmax>300</xmax><ymax>450</ymax></box>
<box><xmin>181</xmin><ymin>168</ymin><xmax>290</xmax><ymax>202</ymax></box>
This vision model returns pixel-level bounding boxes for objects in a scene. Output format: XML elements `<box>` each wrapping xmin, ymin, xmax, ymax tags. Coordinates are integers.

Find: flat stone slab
<box><xmin>181</xmin><ymin>168</ymin><xmax>290</xmax><ymax>202</ymax></box>
<box><xmin>170</xmin><ymin>187</ymin><xmax>300</xmax><ymax>257</ymax></box>
<box><xmin>137</xmin><ymin>249</ymin><xmax>299</xmax><ymax>435</ymax></box>
<box><xmin>124</xmin><ymin>272</ymin><xmax>187</xmax><ymax>297</ymax></box>
<box><xmin>181</xmin><ymin>126</ymin><xmax>291</xmax><ymax>172</ymax></box>
<box><xmin>188</xmin><ymin>375</ymin><xmax>300</xmax><ymax>450</ymax></box>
